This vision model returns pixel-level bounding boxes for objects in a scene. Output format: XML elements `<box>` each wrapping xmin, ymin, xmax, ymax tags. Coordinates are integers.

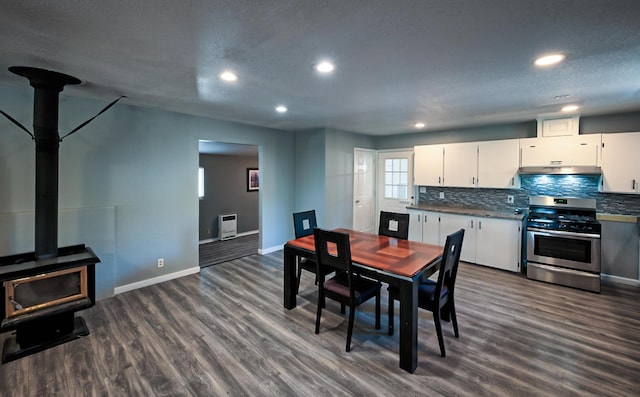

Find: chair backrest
<box><xmin>434</xmin><ymin>228</ymin><xmax>465</xmax><ymax>302</ymax></box>
<box><xmin>378</xmin><ymin>211</ymin><xmax>410</xmax><ymax>240</ymax></box>
<box><xmin>313</xmin><ymin>228</ymin><xmax>352</xmax><ymax>274</ymax></box>
<box><xmin>293</xmin><ymin>210</ymin><xmax>318</xmax><ymax>238</ymax></box>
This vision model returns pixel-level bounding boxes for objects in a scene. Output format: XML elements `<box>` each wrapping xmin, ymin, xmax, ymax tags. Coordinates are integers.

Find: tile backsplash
<box><xmin>417</xmin><ymin>175</ymin><xmax>640</xmax><ymax>215</ymax></box>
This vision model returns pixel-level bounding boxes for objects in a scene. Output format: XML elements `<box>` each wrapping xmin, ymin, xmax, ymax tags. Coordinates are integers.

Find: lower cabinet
<box><xmin>408</xmin><ymin>209</ymin><xmax>521</xmax><ymax>272</ymax></box>
<box><xmin>407</xmin><ymin>209</ymin><xmax>440</xmax><ymax>245</ymax></box>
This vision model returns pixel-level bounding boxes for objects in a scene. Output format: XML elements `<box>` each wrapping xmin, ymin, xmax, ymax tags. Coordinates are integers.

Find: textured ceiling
<box><xmin>1</xmin><ymin>0</ymin><xmax>640</xmax><ymax>135</ymax></box>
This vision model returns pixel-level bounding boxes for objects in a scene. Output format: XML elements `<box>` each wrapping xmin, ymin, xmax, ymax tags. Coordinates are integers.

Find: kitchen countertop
<box><xmin>596</xmin><ymin>213</ymin><xmax>638</xmax><ymax>223</ymax></box>
<box><xmin>407</xmin><ymin>205</ymin><xmax>526</xmax><ymax>221</ymax></box>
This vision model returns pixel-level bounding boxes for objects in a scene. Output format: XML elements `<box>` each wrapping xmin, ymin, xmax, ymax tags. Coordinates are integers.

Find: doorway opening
<box><xmin>198</xmin><ymin>141</ymin><xmax>259</xmax><ymax>267</ymax></box>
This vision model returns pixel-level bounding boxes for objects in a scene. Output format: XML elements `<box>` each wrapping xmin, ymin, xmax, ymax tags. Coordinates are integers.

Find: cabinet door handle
<box><xmin>550</xmin><ymin>160</ymin><xmax>563</xmax><ymax>165</ymax></box>
<box><xmin>470</xmin><ymin>220</ymin><xmax>474</xmax><ymax>228</ymax></box>
<box><xmin>438</xmin><ymin>176</ymin><xmax>441</xmax><ymax>184</ymax></box>
<box><xmin>472</xmin><ymin>176</ymin><xmax>475</xmax><ymax>185</ymax></box>
<box><xmin>633</xmin><ymin>179</ymin><xmax>637</xmax><ymax>190</ymax></box>
<box><xmin>511</xmin><ymin>177</ymin><xmax>514</xmax><ymax>186</ymax></box>
<box><xmin>417</xmin><ymin>214</ymin><xmax>421</xmax><ymax>222</ymax></box>
<box><xmin>478</xmin><ymin>221</ymin><xmax>482</xmax><ymax>230</ymax></box>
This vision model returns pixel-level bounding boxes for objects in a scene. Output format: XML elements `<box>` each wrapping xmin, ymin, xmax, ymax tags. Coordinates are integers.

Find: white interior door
<box><xmin>353</xmin><ymin>149</ymin><xmax>376</xmax><ymax>233</ymax></box>
<box><xmin>377</xmin><ymin>150</ymin><xmax>414</xmax><ymax>229</ymax></box>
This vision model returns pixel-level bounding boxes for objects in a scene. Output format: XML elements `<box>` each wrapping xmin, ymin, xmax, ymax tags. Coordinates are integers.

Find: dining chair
<box><xmin>387</xmin><ymin>228</ymin><xmax>465</xmax><ymax>357</ymax></box>
<box><xmin>378</xmin><ymin>211</ymin><xmax>410</xmax><ymax>240</ymax></box>
<box><xmin>292</xmin><ymin>210</ymin><xmax>332</xmax><ymax>294</ymax></box>
<box><xmin>313</xmin><ymin>228</ymin><xmax>382</xmax><ymax>352</ymax></box>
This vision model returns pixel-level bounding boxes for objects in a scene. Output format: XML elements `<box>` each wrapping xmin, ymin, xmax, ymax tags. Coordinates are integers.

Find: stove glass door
<box><xmin>526</xmin><ymin>229</ymin><xmax>600</xmax><ymax>272</ymax></box>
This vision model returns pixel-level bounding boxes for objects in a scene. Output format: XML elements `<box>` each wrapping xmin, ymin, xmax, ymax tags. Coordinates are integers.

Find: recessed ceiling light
<box><xmin>219</xmin><ymin>71</ymin><xmax>238</xmax><ymax>82</ymax></box>
<box><xmin>414</xmin><ymin>122</ymin><xmax>425</xmax><ymax>129</ymax></box>
<box><xmin>314</xmin><ymin>61</ymin><xmax>335</xmax><ymax>73</ymax></box>
<box><xmin>275</xmin><ymin>105</ymin><xmax>288</xmax><ymax>113</ymax></box>
<box><xmin>534</xmin><ymin>54</ymin><xmax>566</xmax><ymax>66</ymax></box>
<box><xmin>561</xmin><ymin>105</ymin><xmax>579</xmax><ymax>112</ymax></box>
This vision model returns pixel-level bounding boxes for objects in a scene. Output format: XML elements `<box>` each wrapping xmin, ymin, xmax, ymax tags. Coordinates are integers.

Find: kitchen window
<box><xmin>384</xmin><ymin>158</ymin><xmax>408</xmax><ymax>199</ymax></box>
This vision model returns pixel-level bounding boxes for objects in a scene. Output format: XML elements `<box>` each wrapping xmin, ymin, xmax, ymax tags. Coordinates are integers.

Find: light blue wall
<box><xmin>293</xmin><ymin>128</ymin><xmax>375</xmax><ymax>231</ymax></box>
<box><xmin>324</xmin><ymin>129</ymin><xmax>375</xmax><ymax>229</ymax></box>
<box><xmin>0</xmin><ymin>83</ymin><xmax>295</xmax><ymax>297</ymax></box>
<box><xmin>294</xmin><ymin>129</ymin><xmax>326</xmax><ymax>228</ymax></box>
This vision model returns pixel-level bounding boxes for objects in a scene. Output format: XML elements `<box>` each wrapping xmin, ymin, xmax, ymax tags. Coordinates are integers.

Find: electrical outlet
<box><xmin>507</xmin><ymin>195</ymin><xmax>514</xmax><ymax>204</ymax></box>
<box><xmin>439</xmin><ymin>192</ymin><xmax>445</xmax><ymax>199</ymax></box>
<box><xmin>157</xmin><ymin>258</ymin><xmax>164</xmax><ymax>268</ymax></box>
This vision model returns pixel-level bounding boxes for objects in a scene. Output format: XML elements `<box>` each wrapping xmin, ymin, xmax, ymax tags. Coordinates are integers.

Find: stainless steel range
<box><xmin>526</xmin><ymin>196</ymin><xmax>601</xmax><ymax>293</ymax></box>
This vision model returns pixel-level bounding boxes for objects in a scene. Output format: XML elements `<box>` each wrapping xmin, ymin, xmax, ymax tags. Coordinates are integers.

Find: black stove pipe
<box><xmin>9</xmin><ymin>66</ymin><xmax>81</xmax><ymax>259</ymax></box>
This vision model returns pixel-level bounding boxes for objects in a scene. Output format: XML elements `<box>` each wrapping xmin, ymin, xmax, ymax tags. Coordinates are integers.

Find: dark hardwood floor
<box><xmin>1</xmin><ymin>251</ymin><xmax>639</xmax><ymax>396</ymax></box>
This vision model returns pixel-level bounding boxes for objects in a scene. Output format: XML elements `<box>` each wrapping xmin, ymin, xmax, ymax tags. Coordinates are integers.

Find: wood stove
<box><xmin>0</xmin><ymin>66</ymin><xmax>104</xmax><ymax>363</ymax></box>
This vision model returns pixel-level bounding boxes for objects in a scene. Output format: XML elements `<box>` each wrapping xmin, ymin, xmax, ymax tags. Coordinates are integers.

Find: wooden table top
<box><xmin>286</xmin><ymin>228</ymin><xmax>443</xmax><ymax>278</ymax></box>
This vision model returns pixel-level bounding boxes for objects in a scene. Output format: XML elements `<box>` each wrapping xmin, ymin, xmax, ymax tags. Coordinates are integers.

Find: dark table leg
<box><xmin>398</xmin><ymin>278</ymin><xmax>419</xmax><ymax>373</ymax></box>
<box><xmin>283</xmin><ymin>245</ymin><xmax>297</xmax><ymax>309</ymax></box>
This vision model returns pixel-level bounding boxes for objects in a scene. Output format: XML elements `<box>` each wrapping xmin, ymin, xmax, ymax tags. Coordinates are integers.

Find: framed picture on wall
<box><xmin>247</xmin><ymin>168</ymin><xmax>259</xmax><ymax>191</ymax></box>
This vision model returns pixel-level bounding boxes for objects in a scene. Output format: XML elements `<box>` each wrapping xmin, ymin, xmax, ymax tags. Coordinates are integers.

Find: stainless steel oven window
<box><xmin>533</xmin><ymin>234</ymin><xmax>592</xmax><ymax>264</ymax></box>
<box><xmin>526</xmin><ymin>229</ymin><xmax>601</xmax><ymax>273</ymax></box>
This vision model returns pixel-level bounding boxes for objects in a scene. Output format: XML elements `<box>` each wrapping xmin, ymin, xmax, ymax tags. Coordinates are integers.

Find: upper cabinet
<box><xmin>537</xmin><ymin>116</ymin><xmax>580</xmax><ymax>138</ymax></box>
<box><xmin>477</xmin><ymin>139</ymin><xmax>520</xmax><ymax>188</ymax></box>
<box><xmin>415</xmin><ymin>139</ymin><xmax>520</xmax><ymax>189</ymax></box>
<box><xmin>414</xmin><ymin>144</ymin><xmax>444</xmax><ymax>186</ymax></box>
<box><xmin>520</xmin><ymin>134</ymin><xmax>601</xmax><ymax>168</ymax></box>
<box><xmin>601</xmin><ymin>132</ymin><xmax>640</xmax><ymax>194</ymax></box>
<box><xmin>443</xmin><ymin>142</ymin><xmax>478</xmax><ymax>187</ymax></box>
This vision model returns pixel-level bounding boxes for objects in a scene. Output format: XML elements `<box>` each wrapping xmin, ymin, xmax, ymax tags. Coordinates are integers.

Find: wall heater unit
<box><xmin>219</xmin><ymin>214</ymin><xmax>238</xmax><ymax>240</ymax></box>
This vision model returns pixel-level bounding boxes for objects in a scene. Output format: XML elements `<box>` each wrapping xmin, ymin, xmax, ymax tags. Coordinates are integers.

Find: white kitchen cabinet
<box><xmin>414</xmin><ymin>145</ymin><xmax>444</xmax><ymax>186</ymax></box>
<box><xmin>520</xmin><ymin>134</ymin><xmax>601</xmax><ymax>168</ymax></box>
<box><xmin>477</xmin><ymin>139</ymin><xmax>520</xmax><ymax>188</ymax></box>
<box><xmin>439</xmin><ymin>212</ymin><xmax>521</xmax><ymax>272</ymax></box>
<box><xmin>438</xmin><ymin>213</ymin><xmax>476</xmax><ymax>263</ymax></box>
<box><xmin>601</xmin><ymin>132</ymin><xmax>640</xmax><ymax>193</ymax></box>
<box><xmin>443</xmin><ymin>142</ymin><xmax>478</xmax><ymax>187</ymax></box>
<box><xmin>475</xmin><ymin>217</ymin><xmax>521</xmax><ymax>272</ymax></box>
<box><xmin>407</xmin><ymin>209</ymin><xmax>440</xmax><ymax>245</ymax></box>
<box><xmin>407</xmin><ymin>209</ymin><xmax>423</xmax><ymax>241</ymax></box>
<box><xmin>416</xmin><ymin>139</ymin><xmax>520</xmax><ymax>189</ymax></box>
<box><xmin>537</xmin><ymin>116</ymin><xmax>579</xmax><ymax>137</ymax></box>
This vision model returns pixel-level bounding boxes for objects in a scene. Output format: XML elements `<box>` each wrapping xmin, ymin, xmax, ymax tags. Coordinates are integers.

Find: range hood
<box><xmin>518</xmin><ymin>165</ymin><xmax>602</xmax><ymax>175</ymax></box>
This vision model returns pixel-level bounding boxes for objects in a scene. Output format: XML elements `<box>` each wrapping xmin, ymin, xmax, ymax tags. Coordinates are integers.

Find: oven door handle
<box><xmin>527</xmin><ymin>227</ymin><xmax>600</xmax><ymax>239</ymax></box>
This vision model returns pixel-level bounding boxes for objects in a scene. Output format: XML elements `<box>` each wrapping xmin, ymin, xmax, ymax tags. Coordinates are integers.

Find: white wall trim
<box><xmin>114</xmin><ymin>266</ymin><xmax>200</xmax><ymax>295</ymax></box>
<box><xmin>601</xmin><ymin>273</ymin><xmax>640</xmax><ymax>287</ymax></box>
<box><xmin>259</xmin><ymin>244</ymin><xmax>283</xmax><ymax>255</ymax></box>
<box><xmin>199</xmin><ymin>229</ymin><xmax>259</xmax><ymax>245</ymax></box>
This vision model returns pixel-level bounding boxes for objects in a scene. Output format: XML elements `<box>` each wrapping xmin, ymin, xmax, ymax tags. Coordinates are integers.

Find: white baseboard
<box><xmin>601</xmin><ymin>273</ymin><xmax>640</xmax><ymax>287</ymax></box>
<box><xmin>114</xmin><ymin>266</ymin><xmax>200</xmax><ymax>295</ymax></box>
<box><xmin>199</xmin><ymin>229</ymin><xmax>259</xmax><ymax>245</ymax></box>
<box><xmin>259</xmin><ymin>244</ymin><xmax>283</xmax><ymax>255</ymax></box>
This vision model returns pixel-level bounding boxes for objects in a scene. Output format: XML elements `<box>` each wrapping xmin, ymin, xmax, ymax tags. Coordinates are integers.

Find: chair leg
<box><xmin>295</xmin><ymin>259</ymin><xmax>303</xmax><ymax>294</ymax></box>
<box><xmin>375</xmin><ymin>292</ymin><xmax>381</xmax><ymax>330</ymax></box>
<box><xmin>388</xmin><ymin>293</ymin><xmax>394</xmax><ymax>336</ymax></box>
<box><xmin>315</xmin><ymin>290</ymin><xmax>323</xmax><ymax>334</ymax></box>
<box><xmin>450</xmin><ymin>300</ymin><xmax>459</xmax><ymax>338</ymax></box>
<box><xmin>346</xmin><ymin>305</ymin><xmax>355</xmax><ymax>352</ymax></box>
<box><xmin>433</xmin><ymin>310</ymin><xmax>446</xmax><ymax>357</ymax></box>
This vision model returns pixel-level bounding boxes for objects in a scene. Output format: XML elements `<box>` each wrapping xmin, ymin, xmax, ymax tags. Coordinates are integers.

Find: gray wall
<box><xmin>373</xmin><ymin>111</ymin><xmax>640</xmax><ymax>150</ymax></box>
<box><xmin>374</xmin><ymin>121</ymin><xmax>536</xmax><ymax>149</ymax></box>
<box><xmin>293</xmin><ymin>128</ymin><xmax>375</xmax><ymax>230</ymax></box>
<box><xmin>199</xmin><ymin>153</ymin><xmax>259</xmax><ymax>240</ymax></box>
<box><xmin>0</xmin><ymin>83</ymin><xmax>295</xmax><ymax>297</ymax></box>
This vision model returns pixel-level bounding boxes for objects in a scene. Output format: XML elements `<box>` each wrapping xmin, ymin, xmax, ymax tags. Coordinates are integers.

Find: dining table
<box><xmin>283</xmin><ymin>228</ymin><xmax>444</xmax><ymax>373</ymax></box>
